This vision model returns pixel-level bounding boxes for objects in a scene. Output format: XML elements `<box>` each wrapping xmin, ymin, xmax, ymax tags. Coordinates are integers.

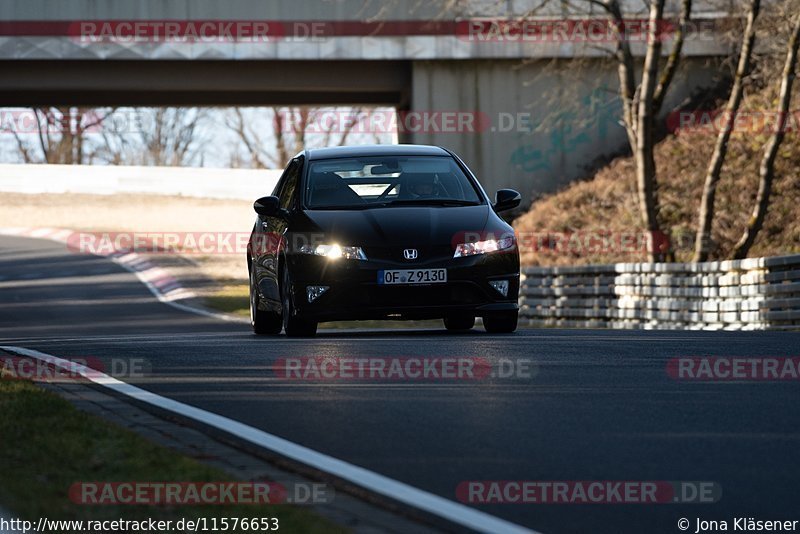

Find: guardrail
<box><xmin>519</xmin><ymin>255</ymin><xmax>800</xmax><ymax>331</ymax></box>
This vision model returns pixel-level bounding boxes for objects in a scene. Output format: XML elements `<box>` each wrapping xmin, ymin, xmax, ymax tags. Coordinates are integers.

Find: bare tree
<box><xmin>272</xmin><ymin>109</ymin><xmax>291</xmax><ymax>167</ymax></box>
<box><xmin>693</xmin><ymin>0</ymin><xmax>761</xmax><ymax>262</ymax></box>
<box><xmin>228</xmin><ymin>108</ymin><xmax>271</xmax><ymax>169</ymax></box>
<box><xmin>227</xmin><ymin>107</ymin><xmax>366</xmax><ymax>169</ymax></box>
<box><xmin>652</xmin><ymin>0</ymin><xmax>692</xmax><ymax>114</ymax></box>
<box><xmin>226</xmin><ymin>107</ymin><xmax>294</xmax><ymax>169</ymax></box>
<box><xmin>6</xmin><ymin>108</ymin><xmax>110</xmax><ymax>164</ymax></box>
<box><xmin>94</xmin><ymin>108</ymin><xmax>210</xmax><ymax>167</ymax></box>
<box><xmin>594</xmin><ymin>0</ymin><xmax>692</xmax><ymax>262</ymax></box>
<box><xmin>634</xmin><ymin>0</ymin><xmax>668</xmax><ymax>261</ymax></box>
<box><xmin>731</xmin><ymin>11</ymin><xmax>800</xmax><ymax>259</ymax></box>
<box><xmin>138</xmin><ymin>108</ymin><xmax>210</xmax><ymax>167</ymax></box>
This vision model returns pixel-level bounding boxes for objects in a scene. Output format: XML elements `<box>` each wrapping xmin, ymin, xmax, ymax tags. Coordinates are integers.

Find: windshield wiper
<box><xmin>309</xmin><ymin>204</ymin><xmax>373</xmax><ymax>210</ymax></box>
<box><xmin>382</xmin><ymin>199</ymin><xmax>481</xmax><ymax>207</ymax></box>
<box><xmin>310</xmin><ymin>199</ymin><xmax>481</xmax><ymax>210</ymax></box>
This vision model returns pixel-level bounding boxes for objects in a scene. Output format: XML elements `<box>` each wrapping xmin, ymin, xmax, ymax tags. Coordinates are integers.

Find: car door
<box><xmin>252</xmin><ymin>157</ymin><xmax>303</xmax><ymax>307</ymax></box>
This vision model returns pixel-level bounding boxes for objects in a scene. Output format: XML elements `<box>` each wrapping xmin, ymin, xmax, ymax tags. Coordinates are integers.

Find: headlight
<box><xmin>454</xmin><ymin>236</ymin><xmax>515</xmax><ymax>258</ymax></box>
<box><xmin>298</xmin><ymin>243</ymin><xmax>367</xmax><ymax>260</ymax></box>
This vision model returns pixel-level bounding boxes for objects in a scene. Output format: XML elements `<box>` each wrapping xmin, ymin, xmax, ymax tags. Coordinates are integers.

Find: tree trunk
<box><xmin>605</xmin><ymin>0</ymin><xmax>639</xmax><ymax>150</ymax></box>
<box><xmin>731</xmin><ymin>12</ymin><xmax>800</xmax><ymax>259</ymax></box>
<box><xmin>272</xmin><ymin>108</ymin><xmax>290</xmax><ymax>167</ymax></box>
<box><xmin>601</xmin><ymin>0</ymin><xmax>690</xmax><ymax>262</ymax></box>
<box><xmin>652</xmin><ymin>0</ymin><xmax>692</xmax><ymax>115</ymax></box>
<box><xmin>692</xmin><ymin>0</ymin><xmax>760</xmax><ymax>262</ymax></box>
<box><xmin>636</xmin><ymin>0</ymin><xmax>666</xmax><ymax>262</ymax></box>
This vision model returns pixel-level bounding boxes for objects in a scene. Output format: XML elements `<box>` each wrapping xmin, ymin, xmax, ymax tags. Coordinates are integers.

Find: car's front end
<box><xmin>249</xmin><ymin>145</ymin><xmax>522</xmax><ymax>336</ymax></box>
<box><xmin>284</xmin><ymin>219</ymin><xmax>520</xmax><ymax>324</ymax></box>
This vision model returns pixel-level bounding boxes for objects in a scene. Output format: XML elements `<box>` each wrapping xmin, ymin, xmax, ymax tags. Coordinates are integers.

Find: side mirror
<box><xmin>493</xmin><ymin>189</ymin><xmax>521</xmax><ymax>212</ymax></box>
<box><xmin>254</xmin><ymin>196</ymin><xmax>282</xmax><ymax>217</ymax></box>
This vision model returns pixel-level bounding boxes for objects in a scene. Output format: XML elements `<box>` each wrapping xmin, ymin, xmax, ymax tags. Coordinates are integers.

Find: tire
<box><xmin>250</xmin><ymin>268</ymin><xmax>282</xmax><ymax>335</ymax></box>
<box><xmin>281</xmin><ymin>267</ymin><xmax>318</xmax><ymax>337</ymax></box>
<box><xmin>443</xmin><ymin>314</ymin><xmax>475</xmax><ymax>331</ymax></box>
<box><xmin>483</xmin><ymin>310</ymin><xmax>518</xmax><ymax>334</ymax></box>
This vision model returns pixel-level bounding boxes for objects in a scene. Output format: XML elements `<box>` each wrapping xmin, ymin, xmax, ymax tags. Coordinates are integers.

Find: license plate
<box><xmin>378</xmin><ymin>269</ymin><xmax>447</xmax><ymax>285</ymax></box>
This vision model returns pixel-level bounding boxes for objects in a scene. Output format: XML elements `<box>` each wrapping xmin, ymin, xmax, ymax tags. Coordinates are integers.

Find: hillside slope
<box><xmin>514</xmin><ymin>85</ymin><xmax>800</xmax><ymax>266</ymax></box>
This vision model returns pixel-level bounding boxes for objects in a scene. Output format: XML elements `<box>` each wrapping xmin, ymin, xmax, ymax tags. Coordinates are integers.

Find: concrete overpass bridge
<box><xmin>0</xmin><ymin>0</ymin><xmax>734</xmax><ymax>203</ymax></box>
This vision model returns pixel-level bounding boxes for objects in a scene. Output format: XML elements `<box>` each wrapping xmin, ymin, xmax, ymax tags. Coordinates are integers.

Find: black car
<box><xmin>247</xmin><ymin>144</ymin><xmax>521</xmax><ymax>337</ymax></box>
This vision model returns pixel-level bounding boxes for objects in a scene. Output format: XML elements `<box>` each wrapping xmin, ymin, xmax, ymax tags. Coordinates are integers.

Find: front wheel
<box><xmin>250</xmin><ymin>268</ymin><xmax>282</xmax><ymax>335</ymax></box>
<box><xmin>281</xmin><ymin>267</ymin><xmax>318</xmax><ymax>337</ymax></box>
<box><xmin>483</xmin><ymin>310</ymin><xmax>518</xmax><ymax>334</ymax></box>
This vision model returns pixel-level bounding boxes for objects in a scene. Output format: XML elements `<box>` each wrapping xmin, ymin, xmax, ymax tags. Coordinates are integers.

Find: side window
<box><xmin>279</xmin><ymin>159</ymin><xmax>301</xmax><ymax>210</ymax></box>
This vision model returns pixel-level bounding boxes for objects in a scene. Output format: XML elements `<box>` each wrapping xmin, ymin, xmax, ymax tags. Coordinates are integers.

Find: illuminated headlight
<box><xmin>307</xmin><ymin>285</ymin><xmax>329</xmax><ymax>303</ymax></box>
<box><xmin>489</xmin><ymin>280</ymin><xmax>509</xmax><ymax>297</ymax></box>
<box><xmin>299</xmin><ymin>244</ymin><xmax>367</xmax><ymax>260</ymax></box>
<box><xmin>453</xmin><ymin>237</ymin><xmax>515</xmax><ymax>258</ymax></box>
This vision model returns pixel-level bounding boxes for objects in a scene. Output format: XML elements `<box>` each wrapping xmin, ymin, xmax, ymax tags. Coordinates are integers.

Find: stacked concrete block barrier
<box><xmin>519</xmin><ymin>254</ymin><xmax>800</xmax><ymax>330</ymax></box>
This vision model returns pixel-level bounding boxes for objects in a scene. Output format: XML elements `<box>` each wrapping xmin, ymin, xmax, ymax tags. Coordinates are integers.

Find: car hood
<box><xmin>299</xmin><ymin>205</ymin><xmax>491</xmax><ymax>248</ymax></box>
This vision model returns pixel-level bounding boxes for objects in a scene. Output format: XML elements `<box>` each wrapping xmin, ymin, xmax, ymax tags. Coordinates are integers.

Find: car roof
<box><xmin>304</xmin><ymin>144</ymin><xmax>451</xmax><ymax>161</ymax></box>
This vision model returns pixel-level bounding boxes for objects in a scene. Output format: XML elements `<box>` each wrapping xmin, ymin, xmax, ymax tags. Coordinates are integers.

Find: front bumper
<box><xmin>287</xmin><ymin>251</ymin><xmax>520</xmax><ymax>321</ymax></box>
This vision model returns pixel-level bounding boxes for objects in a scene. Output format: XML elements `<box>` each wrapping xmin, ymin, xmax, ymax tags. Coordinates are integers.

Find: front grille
<box><xmin>364</xmin><ymin>245</ymin><xmax>454</xmax><ymax>263</ymax></box>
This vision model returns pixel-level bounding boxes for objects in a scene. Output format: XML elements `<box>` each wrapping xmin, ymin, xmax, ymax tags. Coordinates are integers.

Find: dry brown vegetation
<box><xmin>514</xmin><ymin>83</ymin><xmax>800</xmax><ymax>266</ymax></box>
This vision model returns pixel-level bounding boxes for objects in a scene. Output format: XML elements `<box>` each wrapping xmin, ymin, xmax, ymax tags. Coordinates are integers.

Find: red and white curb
<box><xmin>0</xmin><ymin>227</ymin><xmax>246</xmax><ymax>323</ymax></box>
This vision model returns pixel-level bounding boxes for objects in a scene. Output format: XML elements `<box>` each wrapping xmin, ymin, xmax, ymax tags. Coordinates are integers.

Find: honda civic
<box><xmin>247</xmin><ymin>144</ymin><xmax>521</xmax><ymax>337</ymax></box>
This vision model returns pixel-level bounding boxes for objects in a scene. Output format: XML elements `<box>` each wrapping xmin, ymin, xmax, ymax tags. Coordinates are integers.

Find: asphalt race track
<box><xmin>2</xmin><ymin>233</ymin><xmax>799</xmax><ymax>534</ymax></box>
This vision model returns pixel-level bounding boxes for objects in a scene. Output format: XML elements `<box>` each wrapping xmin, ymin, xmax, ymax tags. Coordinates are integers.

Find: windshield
<box><xmin>303</xmin><ymin>156</ymin><xmax>483</xmax><ymax>209</ymax></box>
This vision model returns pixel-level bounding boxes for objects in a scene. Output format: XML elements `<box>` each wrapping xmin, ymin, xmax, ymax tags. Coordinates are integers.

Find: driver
<box><xmin>403</xmin><ymin>174</ymin><xmax>439</xmax><ymax>198</ymax></box>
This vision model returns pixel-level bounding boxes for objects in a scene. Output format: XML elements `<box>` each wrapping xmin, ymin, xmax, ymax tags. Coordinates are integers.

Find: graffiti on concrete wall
<box><xmin>509</xmin><ymin>85</ymin><xmax>619</xmax><ymax>174</ymax></box>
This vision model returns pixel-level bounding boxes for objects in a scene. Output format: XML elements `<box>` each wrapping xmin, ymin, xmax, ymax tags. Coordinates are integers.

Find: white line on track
<box><xmin>1</xmin><ymin>345</ymin><xmax>537</xmax><ymax>534</ymax></box>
